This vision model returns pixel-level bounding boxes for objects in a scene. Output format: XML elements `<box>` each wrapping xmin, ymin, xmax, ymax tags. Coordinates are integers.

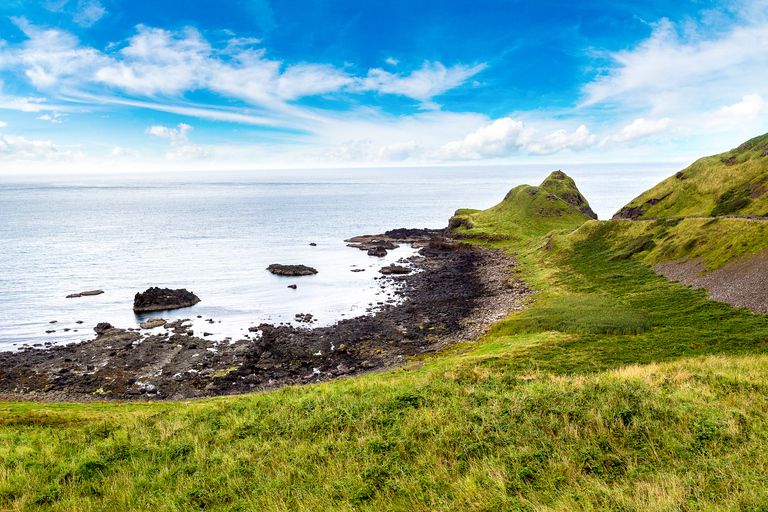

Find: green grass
<box><xmin>487</xmin><ymin>296</ymin><xmax>648</xmax><ymax>336</ymax></box>
<box><xmin>619</xmin><ymin>131</ymin><xmax>768</xmax><ymax>219</ymax></box>
<box><xmin>4</xmin><ymin>172</ymin><xmax>768</xmax><ymax>510</ymax></box>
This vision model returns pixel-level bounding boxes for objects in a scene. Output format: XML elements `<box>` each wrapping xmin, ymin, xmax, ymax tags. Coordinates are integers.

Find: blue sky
<box><xmin>1</xmin><ymin>0</ymin><xmax>768</xmax><ymax>173</ymax></box>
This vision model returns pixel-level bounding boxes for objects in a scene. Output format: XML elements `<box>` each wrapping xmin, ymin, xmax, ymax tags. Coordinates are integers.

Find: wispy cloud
<box><xmin>356</xmin><ymin>61</ymin><xmax>487</xmax><ymax>108</ymax></box>
<box><xmin>44</xmin><ymin>0</ymin><xmax>107</xmax><ymax>27</ymax></box>
<box><xmin>0</xmin><ymin>22</ymin><xmax>484</xmax><ymax>122</ymax></box>
<box><xmin>581</xmin><ymin>15</ymin><xmax>768</xmax><ymax>116</ymax></box>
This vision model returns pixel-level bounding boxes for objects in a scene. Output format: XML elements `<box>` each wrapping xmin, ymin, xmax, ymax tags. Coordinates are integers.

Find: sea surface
<box><xmin>0</xmin><ymin>163</ymin><xmax>680</xmax><ymax>350</ymax></box>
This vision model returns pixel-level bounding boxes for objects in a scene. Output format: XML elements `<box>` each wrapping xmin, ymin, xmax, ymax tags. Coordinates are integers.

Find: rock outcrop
<box><xmin>133</xmin><ymin>287</ymin><xmax>201</xmax><ymax>313</ymax></box>
<box><xmin>267</xmin><ymin>264</ymin><xmax>318</xmax><ymax>276</ymax></box>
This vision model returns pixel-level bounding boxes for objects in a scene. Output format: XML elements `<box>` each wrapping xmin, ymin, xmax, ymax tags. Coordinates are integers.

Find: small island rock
<box><xmin>133</xmin><ymin>287</ymin><xmax>201</xmax><ymax>313</ymax></box>
<box><xmin>267</xmin><ymin>264</ymin><xmax>318</xmax><ymax>276</ymax></box>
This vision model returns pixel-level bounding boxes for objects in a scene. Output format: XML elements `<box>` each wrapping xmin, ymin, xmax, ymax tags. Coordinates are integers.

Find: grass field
<box><xmin>3</xmin><ymin>175</ymin><xmax>768</xmax><ymax>510</ymax></box>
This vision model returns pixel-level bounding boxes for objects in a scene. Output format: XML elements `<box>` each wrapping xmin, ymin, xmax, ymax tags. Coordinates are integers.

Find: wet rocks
<box><xmin>133</xmin><ymin>287</ymin><xmax>201</xmax><ymax>313</ymax></box>
<box><xmin>0</xmin><ymin>232</ymin><xmax>535</xmax><ymax>403</ymax></box>
<box><xmin>267</xmin><ymin>264</ymin><xmax>318</xmax><ymax>276</ymax></box>
<box><xmin>380</xmin><ymin>265</ymin><xmax>411</xmax><ymax>275</ymax></box>
<box><xmin>140</xmin><ymin>318</ymin><xmax>166</xmax><ymax>329</ymax></box>
<box><xmin>368</xmin><ymin>246</ymin><xmax>388</xmax><ymax>257</ymax></box>
<box><xmin>66</xmin><ymin>290</ymin><xmax>104</xmax><ymax>298</ymax></box>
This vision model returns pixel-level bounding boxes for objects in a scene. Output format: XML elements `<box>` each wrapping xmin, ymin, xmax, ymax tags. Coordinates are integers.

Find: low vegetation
<box><xmin>3</xmin><ymin>162</ymin><xmax>768</xmax><ymax>510</ymax></box>
<box><xmin>617</xmin><ymin>132</ymin><xmax>768</xmax><ymax>219</ymax></box>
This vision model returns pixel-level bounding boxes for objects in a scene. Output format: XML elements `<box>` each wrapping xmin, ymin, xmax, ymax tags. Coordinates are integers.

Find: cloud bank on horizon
<box><xmin>0</xmin><ymin>0</ymin><xmax>767</xmax><ymax>172</ymax></box>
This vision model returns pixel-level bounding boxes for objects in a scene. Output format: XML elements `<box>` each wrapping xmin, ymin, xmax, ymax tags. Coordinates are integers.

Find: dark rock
<box><xmin>94</xmin><ymin>322</ymin><xmax>113</xmax><ymax>334</ymax></box>
<box><xmin>351</xmin><ymin>268</ymin><xmax>365</xmax><ymax>272</ymax></box>
<box><xmin>287</xmin><ymin>284</ymin><xmax>298</xmax><ymax>289</ymax></box>
<box><xmin>612</xmin><ymin>206</ymin><xmax>645</xmax><ymax>220</ymax></box>
<box><xmin>309</xmin><ymin>242</ymin><xmax>317</xmax><ymax>246</ymax></box>
<box><xmin>368</xmin><ymin>246</ymin><xmax>388</xmax><ymax>257</ymax></box>
<box><xmin>133</xmin><ymin>287</ymin><xmax>201</xmax><ymax>313</ymax></box>
<box><xmin>675</xmin><ymin>171</ymin><xmax>687</xmax><ymax>180</ymax></box>
<box><xmin>379</xmin><ymin>265</ymin><xmax>411</xmax><ymax>275</ymax></box>
<box><xmin>267</xmin><ymin>264</ymin><xmax>318</xmax><ymax>276</ymax></box>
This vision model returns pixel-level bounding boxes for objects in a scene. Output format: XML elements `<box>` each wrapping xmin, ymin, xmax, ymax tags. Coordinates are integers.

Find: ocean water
<box><xmin>0</xmin><ymin>163</ymin><xmax>680</xmax><ymax>350</ymax></box>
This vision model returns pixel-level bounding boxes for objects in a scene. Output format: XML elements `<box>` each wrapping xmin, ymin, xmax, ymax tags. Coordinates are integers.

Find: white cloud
<box><xmin>377</xmin><ymin>140</ymin><xmax>423</xmax><ymax>161</ymax></box>
<box><xmin>385</xmin><ymin>57</ymin><xmax>399</xmax><ymax>66</ymax></box>
<box><xmin>72</xmin><ymin>0</ymin><xmax>107</xmax><ymax>27</ymax></box>
<box><xmin>432</xmin><ymin>118</ymin><xmax>601</xmax><ymax>160</ymax></box>
<box><xmin>610</xmin><ymin>118</ymin><xmax>674</xmax><ymax>143</ymax></box>
<box><xmin>357</xmin><ymin>61</ymin><xmax>487</xmax><ymax>107</ymax></box>
<box><xmin>1</xmin><ymin>21</ymin><xmax>482</xmax><ymax>120</ymax></box>
<box><xmin>706</xmin><ymin>94</ymin><xmax>768</xmax><ymax>128</ymax></box>
<box><xmin>36</xmin><ymin>112</ymin><xmax>66</xmax><ymax>123</ymax></box>
<box><xmin>146</xmin><ymin>122</ymin><xmax>209</xmax><ymax>160</ymax></box>
<box><xmin>44</xmin><ymin>0</ymin><xmax>107</xmax><ymax>27</ymax></box>
<box><xmin>0</xmin><ymin>95</ymin><xmax>48</xmax><ymax>112</ymax></box>
<box><xmin>0</xmin><ymin>132</ymin><xmax>64</xmax><ymax>160</ymax></box>
<box><xmin>431</xmin><ymin>118</ymin><xmax>536</xmax><ymax>160</ymax></box>
<box><xmin>0</xmin><ymin>121</ymin><xmax>6</xmax><ymax>128</ymax></box>
<box><xmin>526</xmin><ymin>125</ymin><xmax>598</xmax><ymax>155</ymax></box>
<box><xmin>95</xmin><ymin>26</ymin><xmax>210</xmax><ymax>96</ymax></box>
<box><xmin>582</xmin><ymin>16</ymin><xmax>768</xmax><ymax>115</ymax></box>
<box><xmin>9</xmin><ymin>17</ymin><xmax>107</xmax><ymax>89</ymax></box>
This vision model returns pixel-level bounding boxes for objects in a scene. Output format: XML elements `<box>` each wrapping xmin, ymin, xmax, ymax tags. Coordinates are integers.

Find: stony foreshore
<box><xmin>0</xmin><ymin>231</ymin><xmax>536</xmax><ymax>402</ymax></box>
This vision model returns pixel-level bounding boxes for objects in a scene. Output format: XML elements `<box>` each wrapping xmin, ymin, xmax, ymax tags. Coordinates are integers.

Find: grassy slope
<box><xmin>619</xmin><ymin>132</ymin><xmax>768</xmax><ymax>219</ymax></box>
<box><xmin>3</xmin><ymin>174</ymin><xmax>768</xmax><ymax>511</ymax></box>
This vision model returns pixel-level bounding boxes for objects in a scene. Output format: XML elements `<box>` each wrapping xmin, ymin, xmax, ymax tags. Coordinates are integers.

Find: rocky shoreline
<box><xmin>0</xmin><ymin>230</ymin><xmax>536</xmax><ymax>402</ymax></box>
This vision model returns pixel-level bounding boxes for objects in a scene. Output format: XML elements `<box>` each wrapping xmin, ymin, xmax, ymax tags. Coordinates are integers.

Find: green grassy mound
<box><xmin>448</xmin><ymin>171</ymin><xmax>596</xmax><ymax>242</ymax></box>
<box><xmin>615</xmin><ymin>132</ymin><xmax>768</xmax><ymax>219</ymax></box>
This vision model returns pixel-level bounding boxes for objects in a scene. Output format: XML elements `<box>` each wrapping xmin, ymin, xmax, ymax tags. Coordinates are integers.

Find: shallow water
<box><xmin>0</xmin><ymin>163</ymin><xmax>680</xmax><ymax>350</ymax></box>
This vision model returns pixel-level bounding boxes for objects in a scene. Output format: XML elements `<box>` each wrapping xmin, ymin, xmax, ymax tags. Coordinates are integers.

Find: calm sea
<box><xmin>0</xmin><ymin>163</ymin><xmax>680</xmax><ymax>350</ymax></box>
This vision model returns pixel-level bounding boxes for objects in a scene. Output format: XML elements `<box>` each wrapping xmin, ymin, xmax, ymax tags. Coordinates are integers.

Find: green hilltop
<box><xmin>448</xmin><ymin>170</ymin><xmax>597</xmax><ymax>241</ymax></box>
<box><xmin>615</xmin><ymin>131</ymin><xmax>768</xmax><ymax>219</ymax></box>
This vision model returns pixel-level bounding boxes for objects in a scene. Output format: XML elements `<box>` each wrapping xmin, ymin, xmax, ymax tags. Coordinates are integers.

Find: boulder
<box><xmin>133</xmin><ymin>287</ymin><xmax>201</xmax><ymax>313</ymax></box>
<box><xmin>94</xmin><ymin>322</ymin><xmax>113</xmax><ymax>335</ymax></box>
<box><xmin>267</xmin><ymin>264</ymin><xmax>318</xmax><ymax>276</ymax></box>
<box><xmin>140</xmin><ymin>318</ymin><xmax>166</xmax><ymax>329</ymax></box>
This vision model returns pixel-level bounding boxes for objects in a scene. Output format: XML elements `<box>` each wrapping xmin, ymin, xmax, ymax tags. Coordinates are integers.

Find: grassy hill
<box><xmin>3</xmin><ymin>168</ymin><xmax>768</xmax><ymax>510</ymax></box>
<box><xmin>614</xmin><ymin>132</ymin><xmax>768</xmax><ymax>219</ymax></box>
<box><xmin>448</xmin><ymin>170</ymin><xmax>597</xmax><ymax>242</ymax></box>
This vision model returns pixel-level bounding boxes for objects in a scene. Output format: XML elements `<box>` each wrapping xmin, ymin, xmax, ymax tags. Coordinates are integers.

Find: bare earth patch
<box><xmin>653</xmin><ymin>249</ymin><xmax>768</xmax><ymax>313</ymax></box>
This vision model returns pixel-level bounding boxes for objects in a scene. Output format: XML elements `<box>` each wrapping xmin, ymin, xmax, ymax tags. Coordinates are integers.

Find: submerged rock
<box><xmin>133</xmin><ymin>287</ymin><xmax>201</xmax><ymax>313</ymax></box>
<box><xmin>267</xmin><ymin>264</ymin><xmax>318</xmax><ymax>276</ymax></box>
<box><xmin>66</xmin><ymin>290</ymin><xmax>104</xmax><ymax>298</ymax></box>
